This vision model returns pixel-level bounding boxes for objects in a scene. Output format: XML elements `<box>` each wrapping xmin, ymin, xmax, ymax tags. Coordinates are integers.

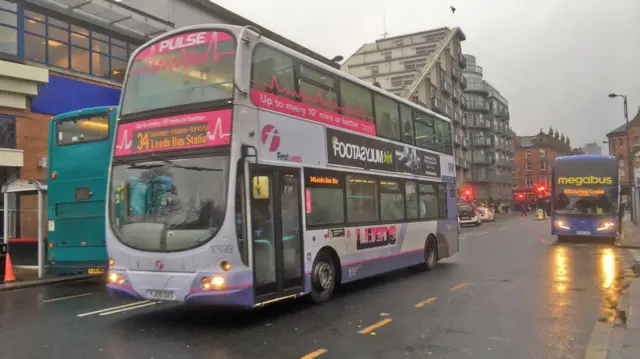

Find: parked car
<box><xmin>458</xmin><ymin>204</ymin><xmax>481</xmax><ymax>227</ymax></box>
<box><xmin>477</xmin><ymin>206</ymin><xmax>495</xmax><ymax>222</ymax></box>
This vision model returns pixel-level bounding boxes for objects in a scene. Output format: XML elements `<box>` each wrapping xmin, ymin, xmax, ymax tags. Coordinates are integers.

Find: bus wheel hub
<box><xmin>314</xmin><ymin>262</ymin><xmax>333</xmax><ymax>290</ymax></box>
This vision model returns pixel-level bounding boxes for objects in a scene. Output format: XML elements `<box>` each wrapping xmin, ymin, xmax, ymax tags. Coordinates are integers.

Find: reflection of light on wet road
<box><xmin>601</xmin><ymin>248</ymin><xmax>615</xmax><ymax>289</ymax></box>
<box><xmin>554</xmin><ymin>246</ymin><xmax>568</xmax><ymax>294</ymax></box>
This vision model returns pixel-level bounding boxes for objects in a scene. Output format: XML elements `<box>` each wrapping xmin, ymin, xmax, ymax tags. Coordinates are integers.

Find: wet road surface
<box><xmin>0</xmin><ymin>215</ymin><xmax>627</xmax><ymax>359</ymax></box>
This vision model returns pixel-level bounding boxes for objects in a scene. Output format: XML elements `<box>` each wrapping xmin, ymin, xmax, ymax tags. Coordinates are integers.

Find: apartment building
<box><xmin>341</xmin><ymin>27</ymin><xmax>468</xmax><ymax>187</ymax></box>
<box><xmin>461</xmin><ymin>54</ymin><xmax>515</xmax><ymax>203</ymax></box>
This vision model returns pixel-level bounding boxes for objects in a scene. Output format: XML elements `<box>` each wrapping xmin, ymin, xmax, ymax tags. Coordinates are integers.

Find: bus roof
<box><xmin>555</xmin><ymin>155</ymin><xmax>616</xmax><ymax>161</ymax></box>
<box><xmin>53</xmin><ymin>106</ymin><xmax>118</xmax><ymax>121</ymax></box>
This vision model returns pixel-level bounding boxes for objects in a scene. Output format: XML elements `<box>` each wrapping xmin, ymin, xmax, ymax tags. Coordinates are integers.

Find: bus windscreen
<box><xmin>120</xmin><ymin>30</ymin><xmax>236</xmax><ymax>115</ymax></box>
<box><xmin>552</xmin><ymin>158</ymin><xmax>618</xmax><ymax>216</ymax></box>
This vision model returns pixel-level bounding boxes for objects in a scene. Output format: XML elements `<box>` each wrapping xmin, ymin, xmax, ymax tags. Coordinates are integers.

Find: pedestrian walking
<box><xmin>521</xmin><ymin>204</ymin><xmax>528</xmax><ymax>217</ymax></box>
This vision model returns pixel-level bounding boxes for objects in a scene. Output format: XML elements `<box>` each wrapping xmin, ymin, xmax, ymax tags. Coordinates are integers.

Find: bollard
<box><xmin>537</xmin><ymin>209</ymin><xmax>544</xmax><ymax>220</ymax></box>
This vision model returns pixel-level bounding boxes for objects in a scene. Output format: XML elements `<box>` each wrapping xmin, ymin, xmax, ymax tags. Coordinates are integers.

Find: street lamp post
<box><xmin>608</xmin><ymin>93</ymin><xmax>633</xmax><ymax>222</ymax></box>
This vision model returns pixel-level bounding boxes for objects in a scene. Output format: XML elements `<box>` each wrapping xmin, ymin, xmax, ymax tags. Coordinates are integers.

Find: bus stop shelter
<box><xmin>2</xmin><ymin>179</ymin><xmax>48</xmax><ymax>279</ymax></box>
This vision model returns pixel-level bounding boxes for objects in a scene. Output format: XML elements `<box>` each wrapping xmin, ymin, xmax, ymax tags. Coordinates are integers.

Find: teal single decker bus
<box><xmin>47</xmin><ymin>106</ymin><xmax>117</xmax><ymax>276</ymax></box>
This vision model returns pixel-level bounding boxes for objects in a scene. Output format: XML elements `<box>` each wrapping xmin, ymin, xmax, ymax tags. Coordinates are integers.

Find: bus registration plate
<box><xmin>147</xmin><ymin>290</ymin><xmax>176</xmax><ymax>301</ymax></box>
<box><xmin>88</xmin><ymin>268</ymin><xmax>104</xmax><ymax>275</ymax></box>
<box><xmin>577</xmin><ymin>231</ymin><xmax>591</xmax><ymax>235</ymax></box>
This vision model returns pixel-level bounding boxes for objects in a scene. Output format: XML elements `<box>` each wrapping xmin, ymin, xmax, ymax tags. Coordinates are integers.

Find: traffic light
<box><xmin>517</xmin><ymin>193</ymin><xmax>524</xmax><ymax>199</ymax></box>
<box><xmin>537</xmin><ymin>186</ymin><xmax>545</xmax><ymax>192</ymax></box>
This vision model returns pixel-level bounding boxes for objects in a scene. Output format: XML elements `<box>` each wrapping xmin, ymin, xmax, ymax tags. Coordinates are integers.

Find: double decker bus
<box><xmin>551</xmin><ymin>155</ymin><xmax>621</xmax><ymax>241</ymax></box>
<box><xmin>47</xmin><ymin>106</ymin><xmax>117</xmax><ymax>275</ymax></box>
<box><xmin>106</xmin><ymin>25</ymin><xmax>459</xmax><ymax>307</ymax></box>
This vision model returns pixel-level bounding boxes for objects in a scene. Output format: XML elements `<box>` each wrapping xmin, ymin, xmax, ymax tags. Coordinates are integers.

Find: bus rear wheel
<box><xmin>310</xmin><ymin>251</ymin><xmax>336</xmax><ymax>304</ymax></box>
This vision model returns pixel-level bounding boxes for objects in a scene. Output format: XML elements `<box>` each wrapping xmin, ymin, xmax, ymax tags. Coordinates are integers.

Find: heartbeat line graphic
<box><xmin>207</xmin><ymin>117</ymin><xmax>231</xmax><ymax>141</ymax></box>
<box><xmin>252</xmin><ymin>76</ymin><xmax>376</xmax><ymax>122</ymax></box>
<box><xmin>131</xmin><ymin>32</ymin><xmax>235</xmax><ymax>74</ymax></box>
<box><xmin>115</xmin><ymin>129</ymin><xmax>132</xmax><ymax>151</ymax></box>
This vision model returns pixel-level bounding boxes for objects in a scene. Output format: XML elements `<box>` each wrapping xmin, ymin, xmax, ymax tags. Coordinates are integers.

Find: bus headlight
<box><xmin>597</xmin><ymin>221</ymin><xmax>615</xmax><ymax>231</ymax></box>
<box><xmin>554</xmin><ymin>219</ymin><xmax>570</xmax><ymax>230</ymax></box>
<box><xmin>200</xmin><ymin>276</ymin><xmax>225</xmax><ymax>290</ymax></box>
<box><xmin>108</xmin><ymin>272</ymin><xmax>124</xmax><ymax>285</ymax></box>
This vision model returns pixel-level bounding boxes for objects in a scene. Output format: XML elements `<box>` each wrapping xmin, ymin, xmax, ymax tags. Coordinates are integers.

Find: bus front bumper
<box><xmin>106</xmin><ymin>269</ymin><xmax>255</xmax><ymax>307</ymax></box>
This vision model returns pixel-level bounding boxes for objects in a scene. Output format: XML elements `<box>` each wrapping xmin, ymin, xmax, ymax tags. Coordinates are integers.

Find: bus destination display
<box><xmin>114</xmin><ymin>109</ymin><xmax>231</xmax><ymax>156</ymax></box>
<box><xmin>132</xmin><ymin>122</ymin><xmax>209</xmax><ymax>152</ymax></box>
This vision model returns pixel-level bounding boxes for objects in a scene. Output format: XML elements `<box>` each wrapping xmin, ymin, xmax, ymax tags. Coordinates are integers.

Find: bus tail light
<box><xmin>51</xmin><ymin>172</ymin><xmax>57</xmax><ymax>180</ymax></box>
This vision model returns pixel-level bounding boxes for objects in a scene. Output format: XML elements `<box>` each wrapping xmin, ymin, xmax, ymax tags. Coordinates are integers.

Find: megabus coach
<box><xmin>551</xmin><ymin>155</ymin><xmax>621</xmax><ymax>241</ymax></box>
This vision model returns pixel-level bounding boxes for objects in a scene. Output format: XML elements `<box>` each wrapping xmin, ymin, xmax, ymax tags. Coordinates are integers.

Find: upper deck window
<box><xmin>121</xmin><ymin>30</ymin><xmax>237</xmax><ymax>115</ymax></box>
<box><xmin>56</xmin><ymin>115</ymin><xmax>109</xmax><ymax>146</ymax></box>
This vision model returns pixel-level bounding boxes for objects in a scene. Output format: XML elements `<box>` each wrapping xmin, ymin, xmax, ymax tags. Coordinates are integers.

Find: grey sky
<box><xmin>214</xmin><ymin>0</ymin><xmax>639</xmax><ymax>147</ymax></box>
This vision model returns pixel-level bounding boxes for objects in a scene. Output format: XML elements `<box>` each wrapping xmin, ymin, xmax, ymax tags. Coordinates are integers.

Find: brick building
<box><xmin>513</xmin><ymin>128</ymin><xmax>572</xmax><ymax>203</ymax></box>
<box><xmin>606</xmin><ymin>107</ymin><xmax>640</xmax><ymax>190</ymax></box>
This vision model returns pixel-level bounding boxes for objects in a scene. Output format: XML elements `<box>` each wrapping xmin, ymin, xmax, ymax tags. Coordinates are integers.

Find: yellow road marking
<box><xmin>415</xmin><ymin>297</ymin><xmax>437</xmax><ymax>308</ymax></box>
<box><xmin>98</xmin><ymin>301</ymin><xmax>160</xmax><ymax>316</ymax></box>
<box><xmin>584</xmin><ymin>321</ymin><xmax>613</xmax><ymax>359</ymax></box>
<box><xmin>300</xmin><ymin>349</ymin><xmax>327</xmax><ymax>359</ymax></box>
<box><xmin>358</xmin><ymin>318</ymin><xmax>392</xmax><ymax>334</ymax></box>
<box><xmin>43</xmin><ymin>292</ymin><xmax>92</xmax><ymax>303</ymax></box>
<box><xmin>77</xmin><ymin>300</ymin><xmax>152</xmax><ymax>317</ymax></box>
<box><xmin>449</xmin><ymin>282</ymin><xmax>473</xmax><ymax>291</ymax></box>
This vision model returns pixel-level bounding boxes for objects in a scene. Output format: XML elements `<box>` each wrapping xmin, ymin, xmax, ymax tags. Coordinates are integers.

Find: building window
<box><xmin>0</xmin><ymin>114</ymin><xmax>15</xmax><ymax>148</ymax></box>
<box><xmin>0</xmin><ymin>1</ymin><xmax>17</xmax><ymax>55</ymax></box>
<box><xmin>525</xmin><ymin>150</ymin><xmax>532</xmax><ymax>158</ymax></box>
<box><xmin>540</xmin><ymin>161</ymin><xmax>546</xmax><ymax>170</ymax></box>
<box><xmin>370</xmin><ymin>65</ymin><xmax>379</xmax><ymax>76</ymax></box>
<box><xmin>525</xmin><ymin>161</ymin><xmax>532</xmax><ymax>171</ymax></box>
<box><xmin>635</xmin><ymin>136</ymin><xmax>639</xmax><ymax>145</ymax></box>
<box><xmin>539</xmin><ymin>149</ymin><xmax>545</xmax><ymax>157</ymax></box>
<box><xmin>20</xmin><ymin>9</ymin><xmax>139</xmax><ymax>82</ymax></box>
<box><xmin>393</xmin><ymin>39</ymin><xmax>403</xmax><ymax>47</ymax></box>
<box><xmin>525</xmin><ymin>176</ymin><xmax>533</xmax><ymax>188</ymax></box>
<box><xmin>619</xmin><ymin>138</ymin><xmax>623</xmax><ymax>146</ymax></box>
<box><xmin>382</xmin><ymin>51</ymin><xmax>391</xmax><ymax>60</ymax></box>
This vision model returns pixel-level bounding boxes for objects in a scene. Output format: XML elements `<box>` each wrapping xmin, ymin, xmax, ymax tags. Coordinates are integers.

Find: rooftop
<box><xmin>606</xmin><ymin>107</ymin><xmax>640</xmax><ymax>137</ymax></box>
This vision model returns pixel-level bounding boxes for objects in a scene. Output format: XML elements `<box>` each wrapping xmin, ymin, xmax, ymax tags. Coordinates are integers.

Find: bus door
<box><xmin>249</xmin><ymin>165</ymin><xmax>304</xmax><ymax>301</ymax></box>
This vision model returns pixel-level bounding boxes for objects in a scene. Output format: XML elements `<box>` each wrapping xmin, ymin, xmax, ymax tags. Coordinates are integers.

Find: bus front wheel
<box><xmin>310</xmin><ymin>251</ymin><xmax>336</xmax><ymax>304</ymax></box>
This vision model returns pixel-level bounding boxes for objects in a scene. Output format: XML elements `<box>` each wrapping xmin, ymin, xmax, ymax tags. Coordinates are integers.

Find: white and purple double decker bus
<box><xmin>106</xmin><ymin>25</ymin><xmax>459</xmax><ymax>307</ymax></box>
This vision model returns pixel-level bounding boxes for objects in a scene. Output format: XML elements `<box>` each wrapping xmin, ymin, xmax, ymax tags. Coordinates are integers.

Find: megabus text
<box><xmin>556</xmin><ymin>176</ymin><xmax>613</xmax><ymax>186</ymax></box>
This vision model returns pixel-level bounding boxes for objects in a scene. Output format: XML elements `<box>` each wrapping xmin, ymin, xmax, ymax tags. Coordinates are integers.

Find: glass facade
<box><xmin>0</xmin><ymin>0</ymin><xmax>142</xmax><ymax>83</ymax></box>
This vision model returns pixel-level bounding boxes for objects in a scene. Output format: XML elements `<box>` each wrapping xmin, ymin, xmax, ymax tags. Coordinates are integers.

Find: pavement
<box><xmin>607</xmin><ymin>219</ymin><xmax>640</xmax><ymax>359</ymax></box>
<box><xmin>0</xmin><ymin>267</ymin><xmax>94</xmax><ymax>292</ymax></box>
<box><xmin>0</xmin><ymin>214</ymin><xmax>633</xmax><ymax>359</ymax></box>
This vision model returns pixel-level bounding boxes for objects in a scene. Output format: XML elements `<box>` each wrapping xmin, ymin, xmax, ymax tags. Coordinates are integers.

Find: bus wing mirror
<box><xmin>241</xmin><ymin>145</ymin><xmax>257</xmax><ymax>159</ymax></box>
<box><xmin>252</xmin><ymin>176</ymin><xmax>270</xmax><ymax>199</ymax></box>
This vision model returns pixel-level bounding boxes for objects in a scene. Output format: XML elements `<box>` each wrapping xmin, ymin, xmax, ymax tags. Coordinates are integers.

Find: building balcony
<box><xmin>452</xmin><ymin>66</ymin><xmax>461</xmax><ymax>79</ymax></box>
<box><xmin>444</xmin><ymin>105</ymin><xmax>453</xmax><ymax>118</ymax></box>
<box><xmin>472</xmin><ymin>156</ymin><xmax>493</xmax><ymax>165</ymax></box>
<box><xmin>497</xmin><ymin>108</ymin><xmax>510</xmax><ymax>119</ymax></box>
<box><xmin>462</xmin><ymin>137</ymin><xmax>470</xmax><ymax>148</ymax></box>
<box><xmin>467</xmin><ymin>99</ymin><xmax>490</xmax><ymax>112</ymax></box>
<box><xmin>460</xmin><ymin>95</ymin><xmax>468</xmax><ymax>110</ymax></box>
<box><xmin>453</xmin><ymin>111</ymin><xmax>462</xmax><ymax>124</ymax></box>
<box><xmin>455</xmin><ymin>134</ymin><xmax>462</xmax><ymax>147</ymax></box>
<box><xmin>469</xmin><ymin>121</ymin><xmax>491</xmax><ymax>130</ymax></box>
<box><xmin>465</xmin><ymin>81</ymin><xmax>489</xmax><ymax>95</ymax></box>
<box><xmin>494</xmin><ymin>122</ymin><xmax>506</xmax><ymax>134</ymax></box>
<box><xmin>441</xmin><ymin>80</ymin><xmax>452</xmax><ymax>95</ymax></box>
<box><xmin>452</xmin><ymin>89</ymin><xmax>461</xmax><ymax>103</ymax></box>
<box><xmin>431</xmin><ymin>97</ymin><xmax>443</xmax><ymax>112</ymax></box>
<box><xmin>473</xmin><ymin>137</ymin><xmax>492</xmax><ymax>147</ymax></box>
<box><xmin>465</xmin><ymin>65</ymin><xmax>483</xmax><ymax>75</ymax></box>
<box><xmin>460</xmin><ymin>76</ymin><xmax>467</xmax><ymax>89</ymax></box>
<box><xmin>459</xmin><ymin>53</ymin><xmax>467</xmax><ymax>69</ymax></box>
<box><xmin>456</xmin><ymin>157</ymin><xmax>469</xmax><ymax>170</ymax></box>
